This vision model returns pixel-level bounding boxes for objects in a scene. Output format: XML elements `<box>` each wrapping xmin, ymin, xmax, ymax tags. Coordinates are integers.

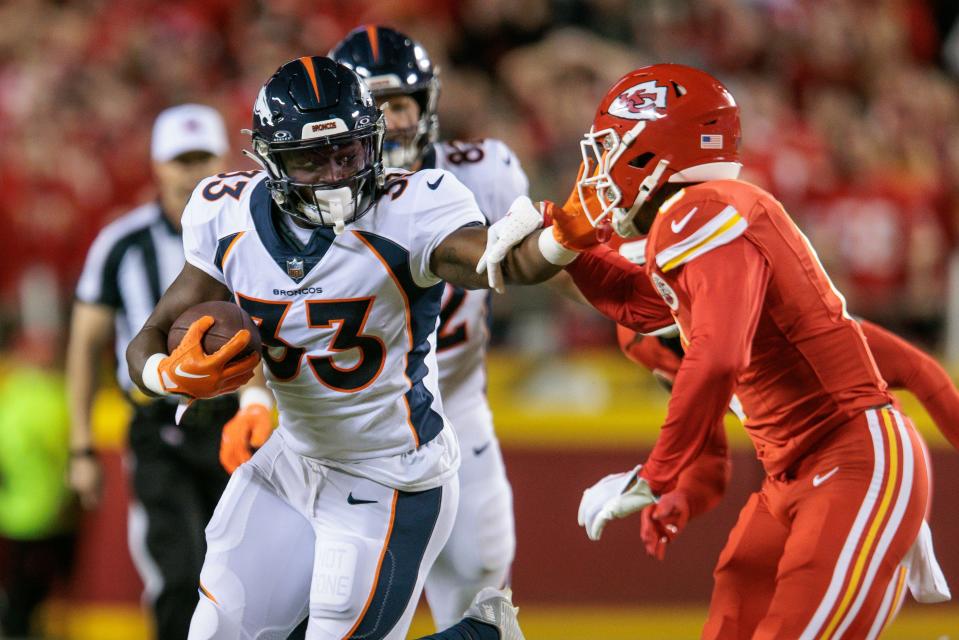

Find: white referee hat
<box><xmin>151</xmin><ymin>104</ymin><xmax>229</xmax><ymax>163</ymax></box>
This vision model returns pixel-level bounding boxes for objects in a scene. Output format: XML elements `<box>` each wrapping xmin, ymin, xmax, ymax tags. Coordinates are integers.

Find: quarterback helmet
<box><xmin>330</xmin><ymin>25</ymin><xmax>439</xmax><ymax>170</ymax></box>
<box><xmin>578</xmin><ymin>64</ymin><xmax>742</xmax><ymax>237</ymax></box>
<box><xmin>247</xmin><ymin>56</ymin><xmax>385</xmax><ymax>233</ymax></box>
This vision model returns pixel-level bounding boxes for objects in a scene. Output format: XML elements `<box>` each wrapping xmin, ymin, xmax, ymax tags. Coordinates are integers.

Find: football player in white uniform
<box><xmin>331</xmin><ymin>26</ymin><xmax>528</xmax><ymax>629</ymax></box>
<box><xmin>126</xmin><ymin>56</ymin><xmax>566</xmax><ymax>639</ymax></box>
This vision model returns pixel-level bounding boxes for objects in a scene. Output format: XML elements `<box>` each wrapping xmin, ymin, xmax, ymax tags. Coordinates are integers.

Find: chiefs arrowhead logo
<box><xmin>651</xmin><ymin>273</ymin><xmax>679</xmax><ymax>311</ymax></box>
<box><xmin>609</xmin><ymin>81</ymin><xmax>668</xmax><ymax>120</ymax></box>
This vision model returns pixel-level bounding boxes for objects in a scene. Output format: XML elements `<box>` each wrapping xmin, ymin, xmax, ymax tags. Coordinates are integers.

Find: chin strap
<box><xmin>612</xmin><ymin>158</ymin><xmax>669</xmax><ymax>238</ymax></box>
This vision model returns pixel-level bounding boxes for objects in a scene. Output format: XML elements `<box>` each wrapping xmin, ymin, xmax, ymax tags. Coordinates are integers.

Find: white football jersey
<box><xmin>181</xmin><ymin>168</ymin><xmax>485</xmax><ymax>491</ymax></box>
<box><xmin>425</xmin><ymin>139</ymin><xmax>529</xmax><ymax>420</ymax></box>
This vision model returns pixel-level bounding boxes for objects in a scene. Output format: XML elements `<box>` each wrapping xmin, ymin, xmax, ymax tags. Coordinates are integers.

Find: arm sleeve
<box><xmin>565</xmin><ymin>244</ymin><xmax>675</xmax><ymax>334</ymax></box>
<box><xmin>861</xmin><ymin>319</ymin><xmax>959</xmax><ymax>451</ymax></box>
<box><xmin>640</xmin><ymin>238</ymin><xmax>770</xmax><ymax>495</ymax></box>
<box><xmin>675</xmin><ymin>419</ymin><xmax>731</xmax><ymax>518</ymax></box>
<box><xmin>617</xmin><ymin>327</ymin><xmax>683</xmax><ymax>382</ymax></box>
<box><xmin>181</xmin><ymin>181</ymin><xmax>227</xmax><ymax>285</ymax></box>
<box><xmin>411</xmin><ymin>170</ymin><xmax>486</xmax><ymax>287</ymax></box>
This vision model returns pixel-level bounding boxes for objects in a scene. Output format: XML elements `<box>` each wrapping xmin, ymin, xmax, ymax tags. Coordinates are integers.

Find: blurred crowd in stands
<box><xmin>2</xmin><ymin>0</ymin><xmax>959</xmax><ymax>348</ymax></box>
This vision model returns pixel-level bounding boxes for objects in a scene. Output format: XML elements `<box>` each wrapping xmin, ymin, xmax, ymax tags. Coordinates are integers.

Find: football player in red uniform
<box><xmin>484</xmin><ymin>64</ymin><xmax>945</xmax><ymax>639</ymax></box>
<box><xmin>618</xmin><ymin>319</ymin><xmax>959</xmax><ymax>563</ymax></box>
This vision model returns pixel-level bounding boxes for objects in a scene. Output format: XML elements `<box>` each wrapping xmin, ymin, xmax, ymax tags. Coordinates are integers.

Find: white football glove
<box><xmin>476</xmin><ymin>196</ymin><xmax>543</xmax><ymax>293</ymax></box>
<box><xmin>577</xmin><ymin>465</ymin><xmax>658</xmax><ymax>541</ymax></box>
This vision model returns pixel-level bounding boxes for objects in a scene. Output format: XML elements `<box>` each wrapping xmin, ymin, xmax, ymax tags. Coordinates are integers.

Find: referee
<box><xmin>66</xmin><ymin>104</ymin><xmax>238</xmax><ymax>640</ymax></box>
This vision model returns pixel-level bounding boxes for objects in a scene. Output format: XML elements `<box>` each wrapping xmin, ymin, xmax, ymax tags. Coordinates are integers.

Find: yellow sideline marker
<box><xmin>40</xmin><ymin>602</ymin><xmax>957</xmax><ymax>639</ymax></box>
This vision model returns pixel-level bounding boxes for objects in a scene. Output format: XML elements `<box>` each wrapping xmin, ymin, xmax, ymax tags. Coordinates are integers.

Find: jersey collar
<box><xmin>249</xmin><ymin>180</ymin><xmax>335</xmax><ymax>283</ymax></box>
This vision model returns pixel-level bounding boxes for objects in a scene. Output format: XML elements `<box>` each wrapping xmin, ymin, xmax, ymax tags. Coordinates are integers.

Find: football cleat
<box><xmin>463</xmin><ymin>587</ymin><xmax>526</xmax><ymax>640</ymax></box>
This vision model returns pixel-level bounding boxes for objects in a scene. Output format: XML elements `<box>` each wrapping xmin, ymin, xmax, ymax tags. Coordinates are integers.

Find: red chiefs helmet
<box><xmin>577</xmin><ymin>64</ymin><xmax>742</xmax><ymax>237</ymax></box>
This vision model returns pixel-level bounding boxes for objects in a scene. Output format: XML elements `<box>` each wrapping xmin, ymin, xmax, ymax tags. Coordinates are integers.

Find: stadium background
<box><xmin>2</xmin><ymin>0</ymin><xmax>959</xmax><ymax>637</ymax></box>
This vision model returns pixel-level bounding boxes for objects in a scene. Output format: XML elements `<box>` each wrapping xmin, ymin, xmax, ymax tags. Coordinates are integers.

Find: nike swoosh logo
<box><xmin>812</xmin><ymin>466</ymin><xmax>839</xmax><ymax>487</ymax></box>
<box><xmin>427</xmin><ymin>175</ymin><xmax>444</xmax><ymax>190</ymax></box>
<box><xmin>174</xmin><ymin>365</ymin><xmax>209</xmax><ymax>379</ymax></box>
<box><xmin>347</xmin><ymin>492</ymin><xmax>377</xmax><ymax>505</ymax></box>
<box><xmin>670</xmin><ymin>207</ymin><xmax>698</xmax><ymax>233</ymax></box>
<box><xmin>472</xmin><ymin>442</ymin><xmax>491</xmax><ymax>456</ymax></box>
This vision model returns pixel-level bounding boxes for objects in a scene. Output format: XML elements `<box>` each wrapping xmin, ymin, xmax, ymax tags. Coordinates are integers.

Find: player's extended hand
<box><xmin>640</xmin><ymin>489</ymin><xmax>691</xmax><ymax>560</ymax></box>
<box><xmin>547</xmin><ymin>162</ymin><xmax>608</xmax><ymax>251</ymax></box>
<box><xmin>578</xmin><ymin>465</ymin><xmax>658</xmax><ymax>541</ymax></box>
<box><xmin>220</xmin><ymin>403</ymin><xmax>274</xmax><ymax>473</ymax></box>
<box><xmin>159</xmin><ymin>316</ymin><xmax>259</xmax><ymax>399</ymax></box>
<box><xmin>476</xmin><ymin>195</ymin><xmax>544</xmax><ymax>293</ymax></box>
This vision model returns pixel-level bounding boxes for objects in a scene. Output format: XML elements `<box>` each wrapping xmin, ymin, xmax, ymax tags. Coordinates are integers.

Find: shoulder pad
<box><xmin>653</xmin><ymin>189</ymin><xmax>747</xmax><ymax>273</ymax></box>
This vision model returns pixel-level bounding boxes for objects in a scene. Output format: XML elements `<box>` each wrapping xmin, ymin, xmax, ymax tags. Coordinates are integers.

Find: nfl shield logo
<box><xmin>286</xmin><ymin>257</ymin><xmax>305</xmax><ymax>280</ymax></box>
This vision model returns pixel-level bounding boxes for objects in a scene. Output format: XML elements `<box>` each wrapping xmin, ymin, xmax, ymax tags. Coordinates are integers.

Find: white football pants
<box><xmin>188</xmin><ymin>430</ymin><xmax>458</xmax><ymax>640</ymax></box>
<box><xmin>423</xmin><ymin>401</ymin><xmax>515</xmax><ymax>630</ymax></box>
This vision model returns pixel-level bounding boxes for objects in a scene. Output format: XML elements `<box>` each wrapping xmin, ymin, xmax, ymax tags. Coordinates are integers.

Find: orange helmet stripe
<box><xmin>299</xmin><ymin>56</ymin><xmax>322</xmax><ymax>102</ymax></box>
<box><xmin>366</xmin><ymin>25</ymin><xmax>380</xmax><ymax>62</ymax></box>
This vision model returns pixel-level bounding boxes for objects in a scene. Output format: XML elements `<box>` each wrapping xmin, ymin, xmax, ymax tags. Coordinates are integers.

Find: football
<box><xmin>167</xmin><ymin>300</ymin><xmax>261</xmax><ymax>361</ymax></box>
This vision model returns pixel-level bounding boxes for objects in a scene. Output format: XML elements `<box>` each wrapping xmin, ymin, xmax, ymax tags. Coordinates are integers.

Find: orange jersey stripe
<box><xmin>199</xmin><ymin>581</ymin><xmax>218</xmax><ymax>604</ymax></box>
<box><xmin>221</xmin><ymin>231</ymin><xmax>245</xmax><ymax>268</ymax></box>
<box><xmin>299</xmin><ymin>56</ymin><xmax>322</xmax><ymax>102</ymax></box>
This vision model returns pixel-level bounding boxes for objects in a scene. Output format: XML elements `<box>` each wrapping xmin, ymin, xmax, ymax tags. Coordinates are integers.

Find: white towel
<box><xmin>905</xmin><ymin>520</ymin><xmax>951</xmax><ymax>604</ymax></box>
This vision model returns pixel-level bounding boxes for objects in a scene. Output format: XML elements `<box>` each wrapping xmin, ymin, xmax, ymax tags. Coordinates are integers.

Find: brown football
<box><xmin>167</xmin><ymin>301</ymin><xmax>262</xmax><ymax>361</ymax></box>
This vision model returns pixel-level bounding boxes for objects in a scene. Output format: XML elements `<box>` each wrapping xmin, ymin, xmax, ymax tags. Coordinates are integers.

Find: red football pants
<box><xmin>702</xmin><ymin>406</ymin><xmax>927</xmax><ymax>640</ymax></box>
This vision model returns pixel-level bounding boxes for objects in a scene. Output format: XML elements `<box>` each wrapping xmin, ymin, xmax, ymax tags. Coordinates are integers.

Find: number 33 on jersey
<box><xmin>182</xmin><ymin>169</ymin><xmax>485</xmax><ymax>462</ymax></box>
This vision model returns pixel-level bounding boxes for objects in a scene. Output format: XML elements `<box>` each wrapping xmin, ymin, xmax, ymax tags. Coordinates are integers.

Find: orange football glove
<box><xmin>159</xmin><ymin>316</ymin><xmax>259</xmax><ymax>399</ymax></box>
<box><xmin>544</xmin><ymin>162</ymin><xmax>609</xmax><ymax>251</ymax></box>
<box><xmin>640</xmin><ymin>489</ymin><xmax>691</xmax><ymax>561</ymax></box>
<box><xmin>219</xmin><ymin>403</ymin><xmax>273</xmax><ymax>473</ymax></box>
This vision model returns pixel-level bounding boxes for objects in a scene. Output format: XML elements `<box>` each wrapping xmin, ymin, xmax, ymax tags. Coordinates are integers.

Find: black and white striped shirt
<box><xmin>76</xmin><ymin>202</ymin><xmax>184</xmax><ymax>390</ymax></box>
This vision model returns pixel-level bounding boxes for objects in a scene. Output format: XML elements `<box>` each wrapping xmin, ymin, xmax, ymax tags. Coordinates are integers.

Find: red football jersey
<box><xmin>567</xmin><ymin>179</ymin><xmax>892</xmax><ymax>493</ymax></box>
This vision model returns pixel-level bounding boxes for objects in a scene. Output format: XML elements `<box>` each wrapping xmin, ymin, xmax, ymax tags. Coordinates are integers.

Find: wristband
<box><xmin>142</xmin><ymin>353</ymin><xmax>170</xmax><ymax>397</ymax></box>
<box><xmin>240</xmin><ymin>386</ymin><xmax>275</xmax><ymax>411</ymax></box>
<box><xmin>537</xmin><ymin>227</ymin><xmax>580</xmax><ymax>265</ymax></box>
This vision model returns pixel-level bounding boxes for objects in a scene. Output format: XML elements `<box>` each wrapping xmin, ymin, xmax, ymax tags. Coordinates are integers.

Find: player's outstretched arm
<box><xmin>861</xmin><ymin>319</ymin><xmax>959</xmax><ymax>451</ymax></box>
<box><xmin>566</xmin><ymin>245</ymin><xmax>675</xmax><ymax>335</ymax></box>
<box><xmin>431</xmin><ymin>224</ymin><xmax>563</xmax><ymax>291</ymax></box>
<box><xmin>126</xmin><ymin>263</ymin><xmax>245</xmax><ymax>396</ymax></box>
